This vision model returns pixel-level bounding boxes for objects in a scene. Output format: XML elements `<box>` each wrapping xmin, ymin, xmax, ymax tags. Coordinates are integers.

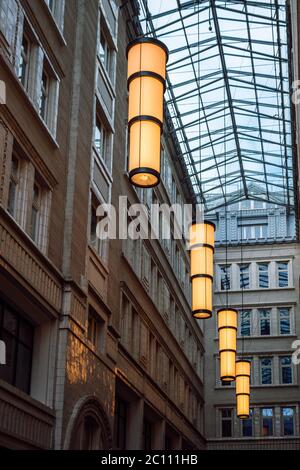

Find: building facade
<box><xmin>205</xmin><ymin>204</ymin><xmax>300</xmax><ymax>449</ymax></box>
<box><xmin>0</xmin><ymin>0</ymin><xmax>205</xmax><ymax>450</ymax></box>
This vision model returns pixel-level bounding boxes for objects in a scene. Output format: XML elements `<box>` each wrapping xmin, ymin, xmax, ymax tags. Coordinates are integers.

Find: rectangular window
<box><xmin>18</xmin><ymin>33</ymin><xmax>31</xmax><ymax>89</ymax></box>
<box><xmin>261</xmin><ymin>408</ymin><xmax>273</xmax><ymax>436</ymax></box>
<box><xmin>7</xmin><ymin>154</ymin><xmax>20</xmax><ymax>218</ymax></box>
<box><xmin>277</xmin><ymin>262</ymin><xmax>289</xmax><ymax>287</ymax></box>
<box><xmin>282</xmin><ymin>407</ymin><xmax>294</xmax><ymax>436</ymax></box>
<box><xmin>221</xmin><ymin>409</ymin><xmax>232</xmax><ymax>437</ymax></box>
<box><xmin>0</xmin><ymin>301</ymin><xmax>34</xmax><ymax>394</ymax></box>
<box><xmin>260</xmin><ymin>357</ymin><xmax>272</xmax><ymax>384</ymax></box>
<box><xmin>280</xmin><ymin>356</ymin><xmax>292</xmax><ymax>384</ymax></box>
<box><xmin>259</xmin><ymin>309</ymin><xmax>271</xmax><ymax>336</ymax></box>
<box><xmin>30</xmin><ymin>182</ymin><xmax>41</xmax><ymax>243</ymax></box>
<box><xmin>87</xmin><ymin>307</ymin><xmax>105</xmax><ymax>352</ymax></box>
<box><xmin>279</xmin><ymin>308</ymin><xmax>291</xmax><ymax>335</ymax></box>
<box><xmin>89</xmin><ymin>194</ymin><xmax>106</xmax><ymax>261</ymax></box>
<box><xmin>220</xmin><ymin>265</ymin><xmax>231</xmax><ymax>291</ymax></box>
<box><xmin>258</xmin><ymin>263</ymin><xmax>269</xmax><ymax>288</ymax></box>
<box><xmin>94</xmin><ymin>113</ymin><xmax>108</xmax><ymax>163</ymax></box>
<box><xmin>239</xmin><ymin>264</ymin><xmax>250</xmax><ymax>289</ymax></box>
<box><xmin>240</xmin><ymin>310</ymin><xmax>251</xmax><ymax>336</ymax></box>
<box><xmin>242</xmin><ymin>409</ymin><xmax>253</xmax><ymax>437</ymax></box>
<box><xmin>40</xmin><ymin>67</ymin><xmax>50</xmax><ymax>122</ymax></box>
<box><xmin>114</xmin><ymin>397</ymin><xmax>127</xmax><ymax>449</ymax></box>
<box><xmin>99</xmin><ymin>30</ymin><xmax>111</xmax><ymax>77</ymax></box>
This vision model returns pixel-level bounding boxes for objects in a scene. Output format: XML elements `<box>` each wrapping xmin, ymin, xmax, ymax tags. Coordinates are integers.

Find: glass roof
<box><xmin>138</xmin><ymin>0</ymin><xmax>295</xmax><ymax>211</ymax></box>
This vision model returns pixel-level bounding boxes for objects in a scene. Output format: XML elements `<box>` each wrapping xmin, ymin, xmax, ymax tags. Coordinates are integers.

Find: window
<box><xmin>279</xmin><ymin>308</ymin><xmax>291</xmax><ymax>335</ymax></box>
<box><xmin>89</xmin><ymin>194</ymin><xmax>107</xmax><ymax>261</ymax></box>
<box><xmin>87</xmin><ymin>308</ymin><xmax>105</xmax><ymax>352</ymax></box>
<box><xmin>30</xmin><ymin>182</ymin><xmax>41</xmax><ymax>242</ymax></box>
<box><xmin>239</xmin><ymin>264</ymin><xmax>250</xmax><ymax>289</ymax></box>
<box><xmin>99</xmin><ymin>30</ymin><xmax>111</xmax><ymax>76</ymax></box>
<box><xmin>242</xmin><ymin>409</ymin><xmax>253</xmax><ymax>437</ymax></box>
<box><xmin>258</xmin><ymin>263</ymin><xmax>269</xmax><ymax>288</ymax></box>
<box><xmin>221</xmin><ymin>409</ymin><xmax>232</xmax><ymax>437</ymax></box>
<box><xmin>260</xmin><ymin>358</ymin><xmax>272</xmax><ymax>384</ymax></box>
<box><xmin>114</xmin><ymin>398</ymin><xmax>127</xmax><ymax>449</ymax></box>
<box><xmin>0</xmin><ymin>301</ymin><xmax>34</xmax><ymax>394</ymax></box>
<box><xmin>280</xmin><ymin>356</ymin><xmax>292</xmax><ymax>384</ymax></box>
<box><xmin>240</xmin><ymin>310</ymin><xmax>251</xmax><ymax>336</ymax></box>
<box><xmin>277</xmin><ymin>262</ymin><xmax>289</xmax><ymax>287</ymax></box>
<box><xmin>259</xmin><ymin>309</ymin><xmax>271</xmax><ymax>336</ymax></box>
<box><xmin>261</xmin><ymin>408</ymin><xmax>273</xmax><ymax>436</ymax></box>
<box><xmin>39</xmin><ymin>67</ymin><xmax>49</xmax><ymax>121</ymax></box>
<box><xmin>143</xmin><ymin>420</ymin><xmax>152</xmax><ymax>450</ymax></box>
<box><xmin>220</xmin><ymin>265</ymin><xmax>231</xmax><ymax>290</ymax></box>
<box><xmin>18</xmin><ymin>33</ymin><xmax>31</xmax><ymax>89</ymax></box>
<box><xmin>7</xmin><ymin>154</ymin><xmax>20</xmax><ymax>218</ymax></box>
<box><xmin>94</xmin><ymin>113</ymin><xmax>108</xmax><ymax>163</ymax></box>
<box><xmin>282</xmin><ymin>408</ymin><xmax>294</xmax><ymax>436</ymax></box>
<box><xmin>238</xmin><ymin>223</ymin><xmax>267</xmax><ymax>240</ymax></box>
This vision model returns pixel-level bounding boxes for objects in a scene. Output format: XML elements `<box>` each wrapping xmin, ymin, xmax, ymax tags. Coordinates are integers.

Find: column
<box><xmin>127</xmin><ymin>397</ymin><xmax>144</xmax><ymax>450</ymax></box>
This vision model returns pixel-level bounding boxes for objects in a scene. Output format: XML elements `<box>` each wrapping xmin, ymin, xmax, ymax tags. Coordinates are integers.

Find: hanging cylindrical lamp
<box><xmin>218</xmin><ymin>308</ymin><xmax>238</xmax><ymax>381</ymax></box>
<box><xmin>190</xmin><ymin>221</ymin><xmax>215</xmax><ymax>319</ymax></box>
<box><xmin>127</xmin><ymin>38</ymin><xmax>168</xmax><ymax>188</ymax></box>
<box><xmin>236</xmin><ymin>360</ymin><xmax>251</xmax><ymax>419</ymax></box>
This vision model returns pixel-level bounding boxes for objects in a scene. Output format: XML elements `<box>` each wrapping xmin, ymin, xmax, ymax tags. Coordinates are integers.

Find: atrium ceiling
<box><xmin>138</xmin><ymin>0</ymin><xmax>295</xmax><ymax>211</ymax></box>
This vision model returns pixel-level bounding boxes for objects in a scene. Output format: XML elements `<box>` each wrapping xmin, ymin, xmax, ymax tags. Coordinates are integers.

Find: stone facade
<box><xmin>0</xmin><ymin>0</ymin><xmax>205</xmax><ymax>450</ymax></box>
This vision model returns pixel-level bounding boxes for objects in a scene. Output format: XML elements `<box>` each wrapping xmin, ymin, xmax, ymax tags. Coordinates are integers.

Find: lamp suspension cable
<box><xmin>217</xmin><ymin>79</ymin><xmax>237</xmax><ymax>382</ymax></box>
<box><xmin>236</xmin><ymin>197</ymin><xmax>251</xmax><ymax>420</ymax></box>
<box><xmin>189</xmin><ymin>4</ymin><xmax>215</xmax><ymax>320</ymax></box>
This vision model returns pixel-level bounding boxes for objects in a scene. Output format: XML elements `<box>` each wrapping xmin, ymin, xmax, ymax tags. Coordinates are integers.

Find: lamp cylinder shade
<box><xmin>189</xmin><ymin>221</ymin><xmax>215</xmax><ymax>319</ymax></box>
<box><xmin>236</xmin><ymin>360</ymin><xmax>251</xmax><ymax>419</ymax></box>
<box><xmin>127</xmin><ymin>38</ymin><xmax>168</xmax><ymax>188</ymax></box>
<box><xmin>218</xmin><ymin>308</ymin><xmax>238</xmax><ymax>381</ymax></box>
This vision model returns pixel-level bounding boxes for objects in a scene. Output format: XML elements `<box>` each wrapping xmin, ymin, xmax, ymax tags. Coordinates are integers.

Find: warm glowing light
<box><xmin>236</xmin><ymin>360</ymin><xmax>251</xmax><ymax>418</ymax></box>
<box><xmin>190</xmin><ymin>221</ymin><xmax>215</xmax><ymax>319</ymax></box>
<box><xmin>218</xmin><ymin>308</ymin><xmax>238</xmax><ymax>381</ymax></box>
<box><xmin>127</xmin><ymin>38</ymin><xmax>168</xmax><ymax>188</ymax></box>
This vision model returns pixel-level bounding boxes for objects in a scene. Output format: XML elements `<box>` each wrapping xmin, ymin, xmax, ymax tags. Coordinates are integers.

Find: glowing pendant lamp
<box><xmin>236</xmin><ymin>360</ymin><xmax>251</xmax><ymax>419</ymax></box>
<box><xmin>190</xmin><ymin>221</ymin><xmax>215</xmax><ymax>319</ymax></box>
<box><xmin>127</xmin><ymin>38</ymin><xmax>168</xmax><ymax>188</ymax></box>
<box><xmin>218</xmin><ymin>308</ymin><xmax>238</xmax><ymax>381</ymax></box>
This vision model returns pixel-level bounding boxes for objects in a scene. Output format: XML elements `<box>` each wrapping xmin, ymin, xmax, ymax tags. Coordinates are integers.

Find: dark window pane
<box><xmin>262</xmin><ymin>409</ymin><xmax>273</xmax><ymax>436</ymax></box>
<box><xmin>19</xmin><ymin>319</ymin><xmax>34</xmax><ymax>347</ymax></box>
<box><xmin>283</xmin><ymin>408</ymin><xmax>294</xmax><ymax>436</ymax></box>
<box><xmin>242</xmin><ymin>410</ymin><xmax>253</xmax><ymax>437</ymax></box>
<box><xmin>15</xmin><ymin>343</ymin><xmax>31</xmax><ymax>393</ymax></box>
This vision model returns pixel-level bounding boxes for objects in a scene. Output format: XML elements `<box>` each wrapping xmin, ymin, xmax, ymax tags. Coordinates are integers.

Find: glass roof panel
<box><xmin>138</xmin><ymin>0</ymin><xmax>295</xmax><ymax>211</ymax></box>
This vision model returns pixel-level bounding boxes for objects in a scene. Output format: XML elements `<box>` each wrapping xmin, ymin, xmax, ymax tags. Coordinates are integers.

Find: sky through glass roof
<box><xmin>138</xmin><ymin>0</ymin><xmax>295</xmax><ymax>212</ymax></box>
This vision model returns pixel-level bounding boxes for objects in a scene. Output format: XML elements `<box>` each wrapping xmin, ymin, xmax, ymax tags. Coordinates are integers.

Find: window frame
<box><xmin>261</xmin><ymin>407</ymin><xmax>274</xmax><ymax>437</ymax></box>
<box><xmin>277</xmin><ymin>261</ymin><xmax>289</xmax><ymax>288</ymax></box>
<box><xmin>279</xmin><ymin>307</ymin><xmax>291</xmax><ymax>335</ymax></box>
<box><xmin>281</xmin><ymin>407</ymin><xmax>295</xmax><ymax>436</ymax></box>
<box><xmin>280</xmin><ymin>356</ymin><xmax>293</xmax><ymax>385</ymax></box>
<box><xmin>258</xmin><ymin>262</ymin><xmax>269</xmax><ymax>288</ymax></box>
<box><xmin>220</xmin><ymin>264</ymin><xmax>231</xmax><ymax>291</ymax></box>
<box><xmin>260</xmin><ymin>357</ymin><xmax>273</xmax><ymax>385</ymax></box>
<box><xmin>220</xmin><ymin>408</ymin><xmax>232</xmax><ymax>438</ymax></box>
